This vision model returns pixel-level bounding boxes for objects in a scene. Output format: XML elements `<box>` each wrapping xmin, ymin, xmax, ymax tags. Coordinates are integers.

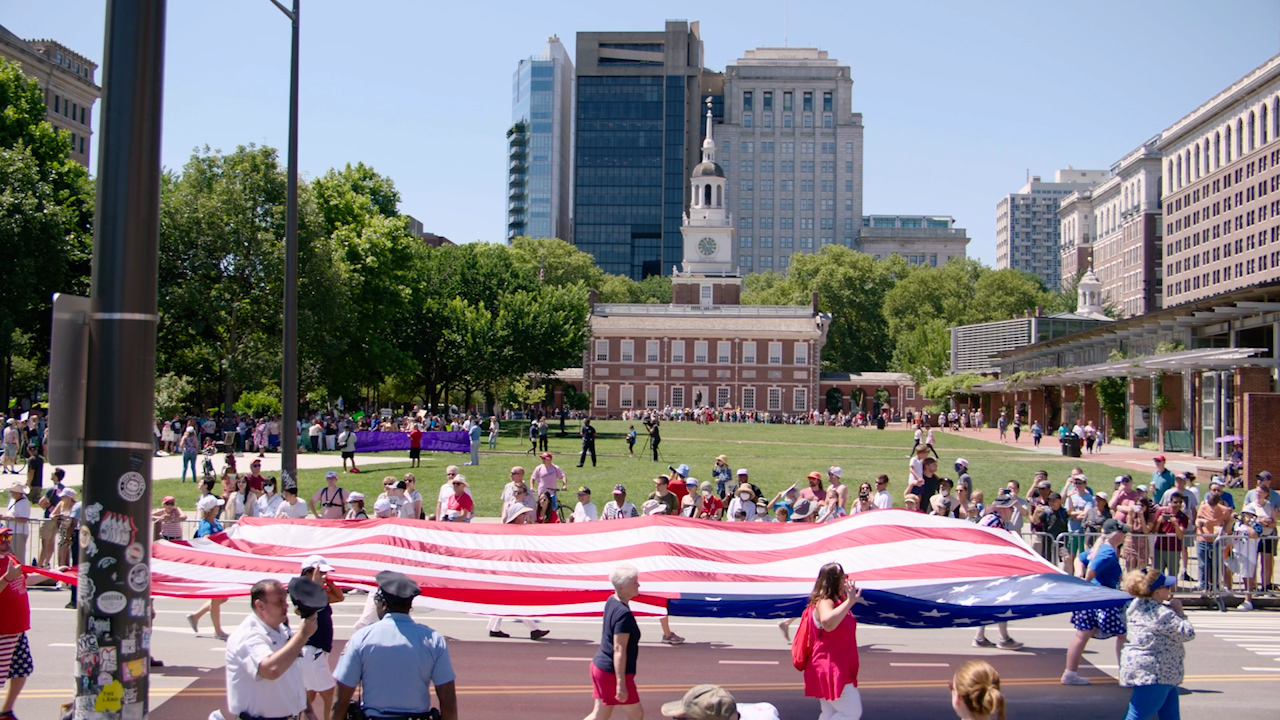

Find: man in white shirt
<box><xmin>435</xmin><ymin>466</ymin><xmax>471</xmax><ymax>521</ymax></box>
<box><xmin>873</xmin><ymin>475</ymin><xmax>894</xmax><ymax>509</ymax></box>
<box><xmin>254</xmin><ymin>477</ymin><xmax>283</xmax><ymax>518</ymax></box>
<box><xmin>4</xmin><ymin>481</ymin><xmax>31</xmax><ymax>564</ymax></box>
<box><xmin>275</xmin><ymin>484</ymin><xmax>309</xmax><ymax>519</ymax></box>
<box><xmin>570</xmin><ymin>486</ymin><xmax>598</xmax><ymax>522</ymax></box>
<box><xmin>225</xmin><ymin>579</ymin><xmax>316</xmax><ymax>720</ymax></box>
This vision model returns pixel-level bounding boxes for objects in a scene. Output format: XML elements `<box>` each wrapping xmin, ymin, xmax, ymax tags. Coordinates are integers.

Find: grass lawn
<box><xmin>149</xmin><ymin>421</ymin><xmax>1151</xmax><ymax>518</ymax></box>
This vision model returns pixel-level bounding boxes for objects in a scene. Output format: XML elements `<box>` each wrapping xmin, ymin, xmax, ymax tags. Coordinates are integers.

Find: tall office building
<box><xmin>1057</xmin><ymin>140</ymin><xmax>1163</xmax><ymax>317</ymax></box>
<box><xmin>716</xmin><ymin>48</ymin><xmax>863</xmax><ymax>273</ymax></box>
<box><xmin>0</xmin><ymin>24</ymin><xmax>99</xmax><ymax>167</ymax></box>
<box><xmin>574</xmin><ymin>21</ymin><xmax>706</xmax><ymax>279</ymax></box>
<box><xmin>1160</xmin><ymin>53</ymin><xmax>1280</xmax><ymax>307</ymax></box>
<box><xmin>996</xmin><ymin>168</ymin><xmax>1109</xmax><ymax>289</ymax></box>
<box><xmin>507</xmin><ymin>37</ymin><xmax>574</xmax><ymax>243</ymax></box>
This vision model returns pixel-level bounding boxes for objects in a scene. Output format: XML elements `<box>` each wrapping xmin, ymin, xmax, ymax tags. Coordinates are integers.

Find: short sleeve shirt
<box><xmin>648</xmin><ymin>491</ymin><xmax>679</xmax><ymax>515</ymax></box>
<box><xmin>333</xmin><ymin>614</ymin><xmax>456</xmax><ymax>718</ymax></box>
<box><xmin>592</xmin><ymin>596</ymin><xmax>640</xmax><ymax>675</ymax></box>
<box><xmin>0</xmin><ymin>554</ymin><xmax>30</xmax><ymax>634</ymax></box>
<box><xmin>1088</xmin><ymin>543</ymin><xmax>1123</xmax><ymax>589</ymax></box>
<box><xmin>531</xmin><ymin>463</ymin><xmax>565</xmax><ymax>494</ymax></box>
<box><xmin>225</xmin><ymin>614</ymin><xmax>306</xmax><ymax>717</ymax></box>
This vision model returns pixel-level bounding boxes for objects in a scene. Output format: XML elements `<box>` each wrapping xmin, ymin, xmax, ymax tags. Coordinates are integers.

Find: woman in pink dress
<box><xmin>804</xmin><ymin>562</ymin><xmax>863</xmax><ymax>719</ymax></box>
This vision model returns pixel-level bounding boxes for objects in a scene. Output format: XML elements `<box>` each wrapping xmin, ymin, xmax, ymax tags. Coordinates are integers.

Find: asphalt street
<box><xmin>12</xmin><ymin>587</ymin><xmax>1280</xmax><ymax>719</ymax></box>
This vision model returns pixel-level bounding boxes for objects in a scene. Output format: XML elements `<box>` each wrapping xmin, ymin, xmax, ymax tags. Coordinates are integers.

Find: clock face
<box><xmin>698</xmin><ymin>237</ymin><xmax>717</xmax><ymax>256</ymax></box>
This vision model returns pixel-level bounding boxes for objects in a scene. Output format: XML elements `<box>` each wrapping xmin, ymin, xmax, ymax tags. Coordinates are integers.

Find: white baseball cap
<box><xmin>196</xmin><ymin>495</ymin><xmax>225</xmax><ymax>513</ymax></box>
<box><xmin>301</xmin><ymin>555</ymin><xmax>334</xmax><ymax>573</ymax></box>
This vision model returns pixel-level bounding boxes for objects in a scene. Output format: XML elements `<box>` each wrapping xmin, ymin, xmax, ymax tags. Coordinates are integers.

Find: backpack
<box><xmin>791</xmin><ymin>605</ymin><xmax>819</xmax><ymax>671</ymax></box>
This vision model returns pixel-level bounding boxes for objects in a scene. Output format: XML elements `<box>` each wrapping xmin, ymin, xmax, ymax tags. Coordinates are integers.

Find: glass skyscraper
<box><xmin>508</xmin><ymin>37</ymin><xmax>574</xmax><ymax>242</ymax></box>
<box><xmin>574</xmin><ymin>21</ymin><xmax>705</xmax><ymax>279</ymax></box>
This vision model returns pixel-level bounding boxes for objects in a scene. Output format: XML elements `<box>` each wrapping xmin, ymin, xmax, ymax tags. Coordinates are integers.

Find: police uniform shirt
<box><xmin>225</xmin><ymin>612</ymin><xmax>307</xmax><ymax>717</ymax></box>
<box><xmin>333</xmin><ymin>613</ymin><xmax>456</xmax><ymax>718</ymax></box>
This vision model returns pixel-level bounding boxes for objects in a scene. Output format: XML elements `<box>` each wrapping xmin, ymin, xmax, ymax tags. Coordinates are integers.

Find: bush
<box><xmin>234</xmin><ymin>388</ymin><xmax>281</xmax><ymax>417</ymax></box>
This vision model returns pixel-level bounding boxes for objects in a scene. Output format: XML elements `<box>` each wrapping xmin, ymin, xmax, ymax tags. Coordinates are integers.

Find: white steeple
<box><xmin>701</xmin><ymin>98</ymin><xmax>716</xmax><ymax>164</ymax></box>
<box><xmin>680</xmin><ymin>96</ymin><xmax>734</xmax><ymax>277</ymax></box>
<box><xmin>1076</xmin><ymin>265</ymin><xmax>1106</xmax><ymax>318</ymax></box>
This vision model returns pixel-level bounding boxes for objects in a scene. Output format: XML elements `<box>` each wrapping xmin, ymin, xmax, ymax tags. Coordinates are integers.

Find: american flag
<box><xmin>38</xmin><ymin>510</ymin><xmax>1128</xmax><ymax>627</ymax></box>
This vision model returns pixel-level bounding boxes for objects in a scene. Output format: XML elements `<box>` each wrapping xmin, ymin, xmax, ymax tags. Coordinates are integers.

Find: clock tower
<box><xmin>675</xmin><ymin>99</ymin><xmax>742</xmax><ymax>305</ymax></box>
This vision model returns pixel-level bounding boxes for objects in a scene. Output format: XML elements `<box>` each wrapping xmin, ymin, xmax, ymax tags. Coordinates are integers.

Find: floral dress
<box><xmin>1120</xmin><ymin>597</ymin><xmax>1195</xmax><ymax>686</ymax></box>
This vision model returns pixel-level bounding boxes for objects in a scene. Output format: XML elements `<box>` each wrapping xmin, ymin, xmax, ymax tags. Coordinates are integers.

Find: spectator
<box><xmin>1153</xmin><ymin>493</ymin><xmax>1190</xmax><ymax>581</ymax></box>
<box><xmin>443</xmin><ymin>476</ymin><xmax>474</xmax><ymax>522</ymax></box>
<box><xmin>930</xmin><ymin>477</ymin><xmax>960</xmax><ymax>518</ymax></box>
<box><xmin>726</xmin><ymin>485</ymin><xmax>758</xmax><ymax>522</ymax></box>
<box><xmin>275</xmin><ymin>483</ymin><xmax>308</xmax><ymax>519</ymax></box>
<box><xmin>692</xmin><ymin>481</ymin><xmax>724</xmax><ymax>520</ymax></box>
<box><xmin>1062</xmin><ymin>519</ymin><xmax>1129</xmax><ymax>685</ymax></box>
<box><xmin>906</xmin><ymin>445</ymin><xmax>929</xmax><ymax>493</ymax></box>
<box><xmin>1110</xmin><ymin>475</ymin><xmax>1140</xmax><ymax>528</ymax></box>
<box><xmin>872</xmin><ymin>475</ymin><xmax>893</xmax><ymax>510</ymax></box>
<box><xmin>1063</xmin><ymin>476</ymin><xmax>1094</xmax><ymax>574</ymax></box>
<box><xmin>403</xmin><ymin>474</ymin><xmax>423</xmax><ymax>519</ymax></box>
<box><xmin>308</xmin><ymin>417</ymin><xmax>324</xmax><ymax>453</ymax></box>
<box><xmin>152</xmin><ymin>496</ymin><xmax>184</xmax><ymax>542</ymax></box>
<box><xmin>309</xmin><ymin>471</ymin><xmax>347</xmax><ymax>520</ymax></box>
<box><xmin>802</xmin><ymin>562</ymin><xmax>862</xmax><ymax>719</ymax></box>
<box><xmin>373</xmin><ymin>498</ymin><xmax>394</xmax><ymax>519</ymax></box>
<box><xmin>229</xmin><ymin>475</ymin><xmax>253</xmax><ymax>520</ymax></box>
<box><xmin>626</xmin><ymin>425</ymin><xmax>637</xmax><ymax>458</ymax></box>
<box><xmin>1194</xmin><ymin>486</ymin><xmax>1233</xmax><ymax>592</ymax></box>
<box><xmin>585</xmin><ymin>565</ymin><xmax>644</xmax><ymax>720</ymax></box>
<box><xmin>908</xmin><ymin>457</ymin><xmax>942</xmax><ymax>512</ymax></box>
<box><xmin>712</xmin><ymin>455</ymin><xmax>733</xmax><ymax>499</ymax></box>
<box><xmin>1232</xmin><ymin>508</ymin><xmax>1262</xmax><ymax>611</ymax></box>
<box><xmin>1151</xmin><ymin>456</ymin><xmax>1175</xmax><ymax>504</ymax></box>
<box><xmin>800</xmin><ymin>472</ymin><xmax>827</xmax><ymax>504</ymax></box>
<box><xmin>488</xmin><ymin>416</ymin><xmax>499</xmax><ymax>450</ymax></box>
<box><xmin>1119</xmin><ymin>569</ymin><xmax>1195</xmax><ymax>720</ymax></box>
<box><xmin>531</xmin><ymin>453</ymin><xmax>567</xmax><ymax>510</ymax></box>
<box><xmin>649</xmin><ymin>476</ymin><xmax>680</xmax><ymax>516</ymax></box>
<box><xmin>406</xmin><ymin>422</ymin><xmax>423</xmax><ymax>468</ymax></box>
<box><xmin>949</xmin><ymin>660</ymin><xmax>1004</xmax><ymax>720</ymax></box>
<box><xmin>34</xmin><ymin>468</ymin><xmax>65</xmax><ymax>568</ymax></box>
<box><xmin>602</xmin><ymin>485</ymin><xmax>639</xmax><ymax>520</ymax></box>
<box><xmin>826</xmin><ymin>467</ymin><xmax>849</xmax><ymax>513</ymax></box>
<box><xmin>660</xmin><ymin>684</ymin><xmax>780</xmax><ymax>720</ymax></box>
<box><xmin>465</xmin><ymin>417</ymin><xmax>483</xmax><ymax>466</ymax></box>
<box><xmin>572</xmin><ymin>486</ymin><xmax>599</xmax><ymax>523</ymax></box>
<box><xmin>225</xmin><ymin>579</ymin><xmax>316</xmax><ymax>720</ymax></box>
<box><xmin>973</xmin><ymin>492</ymin><xmax>1023</xmax><ymax>650</ymax></box>
<box><xmin>1004</xmin><ymin>480</ymin><xmax>1027</xmax><ymax>534</ymax></box>
<box><xmin>848</xmin><ymin>484</ymin><xmax>874</xmax><ymax>515</ymax></box>
<box><xmin>667</xmin><ymin>464</ymin><xmax>692</xmax><ymax>507</ymax></box>
<box><xmin>536</xmin><ymin>490</ymin><xmax>560</xmax><ymax>524</ymax></box>
<box><xmin>338</xmin><ymin>491</ymin><xmax>363</xmax><ymax>519</ymax></box>
<box><xmin>434</xmin><ymin>466</ymin><xmax>461</xmax><ymax>521</ymax></box>
<box><xmin>339</xmin><ymin>423</ymin><xmax>359</xmax><ymax>473</ymax></box>
<box><xmin>1035</xmin><ymin>493</ymin><xmax>1069</xmax><ymax>566</ymax></box>
<box><xmin>179</xmin><ymin>426</ymin><xmax>199</xmax><ymax>483</ymax></box>
<box><xmin>1245</xmin><ymin>471</ymin><xmax>1279</xmax><ymax>591</ymax></box>
<box><xmin>2</xmin><ymin>483</ymin><xmax>30</xmax><ymax>565</ymax></box>
<box><xmin>254</xmin><ymin>477</ymin><xmax>283</xmax><ymax>518</ymax></box>
<box><xmin>50</xmin><ymin>487</ymin><xmax>77</xmax><ymax>569</ymax></box>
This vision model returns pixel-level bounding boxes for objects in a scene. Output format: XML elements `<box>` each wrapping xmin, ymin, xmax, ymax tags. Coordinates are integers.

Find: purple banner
<box><xmin>353</xmin><ymin>430</ymin><xmax>470</xmax><ymax>454</ymax></box>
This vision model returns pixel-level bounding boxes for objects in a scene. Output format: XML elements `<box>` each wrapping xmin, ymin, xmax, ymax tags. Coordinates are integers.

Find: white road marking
<box><xmin>719</xmin><ymin>660</ymin><xmax>779</xmax><ymax>665</ymax></box>
<box><xmin>1243</xmin><ymin>667</ymin><xmax>1280</xmax><ymax>672</ymax></box>
<box><xmin>889</xmin><ymin>662</ymin><xmax>949</xmax><ymax>667</ymax></box>
<box><xmin>546</xmin><ymin>657</ymin><xmax>592</xmax><ymax>661</ymax></box>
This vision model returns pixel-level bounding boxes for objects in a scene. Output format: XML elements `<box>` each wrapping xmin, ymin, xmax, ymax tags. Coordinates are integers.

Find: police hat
<box><xmin>375</xmin><ymin>570</ymin><xmax>421</xmax><ymax>602</ymax></box>
<box><xmin>287</xmin><ymin>577</ymin><xmax>328</xmax><ymax>618</ymax></box>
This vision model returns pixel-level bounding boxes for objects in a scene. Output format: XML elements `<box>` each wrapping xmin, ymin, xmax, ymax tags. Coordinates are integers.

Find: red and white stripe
<box><xmin>36</xmin><ymin>510</ymin><xmax>1061</xmax><ymax>617</ymax></box>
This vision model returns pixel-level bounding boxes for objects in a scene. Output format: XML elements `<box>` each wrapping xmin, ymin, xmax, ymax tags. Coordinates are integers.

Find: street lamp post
<box><xmin>268</xmin><ymin>0</ymin><xmax>300</xmax><ymax>485</ymax></box>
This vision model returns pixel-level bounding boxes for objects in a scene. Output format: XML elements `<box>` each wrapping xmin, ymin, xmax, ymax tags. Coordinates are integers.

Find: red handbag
<box><xmin>791</xmin><ymin>605</ymin><xmax>818</xmax><ymax>670</ymax></box>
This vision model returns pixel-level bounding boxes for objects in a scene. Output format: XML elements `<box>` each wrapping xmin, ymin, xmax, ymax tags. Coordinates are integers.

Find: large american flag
<box><xmin>39</xmin><ymin>510</ymin><xmax>1128</xmax><ymax>628</ymax></box>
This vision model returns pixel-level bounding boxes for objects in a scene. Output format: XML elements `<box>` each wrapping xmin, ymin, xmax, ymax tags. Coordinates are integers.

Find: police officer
<box><xmin>577</xmin><ymin>418</ymin><xmax>597</xmax><ymax>468</ymax></box>
<box><xmin>332</xmin><ymin>571</ymin><xmax>457</xmax><ymax>720</ymax></box>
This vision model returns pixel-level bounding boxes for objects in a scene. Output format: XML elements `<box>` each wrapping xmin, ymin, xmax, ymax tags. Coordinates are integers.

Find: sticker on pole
<box><xmin>96</xmin><ymin>591</ymin><xmax>127</xmax><ymax>615</ymax></box>
<box><xmin>127</xmin><ymin>563</ymin><xmax>149</xmax><ymax>593</ymax></box>
<box><xmin>117</xmin><ymin>472</ymin><xmax>146</xmax><ymax>502</ymax></box>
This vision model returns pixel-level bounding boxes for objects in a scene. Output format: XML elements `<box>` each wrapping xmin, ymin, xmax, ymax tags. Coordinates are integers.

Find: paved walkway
<box><xmin>934</xmin><ymin>425</ymin><xmax>1213</xmax><ymax>475</ymax></box>
<box><xmin>42</xmin><ymin>449</ymin><xmax>395</xmax><ymax>488</ymax></box>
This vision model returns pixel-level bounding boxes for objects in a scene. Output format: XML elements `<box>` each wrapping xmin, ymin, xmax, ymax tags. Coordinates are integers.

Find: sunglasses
<box><xmin>451</xmin><ymin>482</ymin><xmax>463</xmax><ymax>486</ymax></box>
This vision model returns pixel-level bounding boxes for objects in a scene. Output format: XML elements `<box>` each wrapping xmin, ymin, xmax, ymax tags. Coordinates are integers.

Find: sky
<box><xmin>7</xmin><ymin>0</ymin><xmax>1280</xmax><ymax>266</ymax></box>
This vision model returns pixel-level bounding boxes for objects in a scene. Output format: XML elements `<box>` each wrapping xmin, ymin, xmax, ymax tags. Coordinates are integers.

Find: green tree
<box><xmin>0</xmin><ymin>58</ymin><xmax>94</xmax><ymax>406</ymax></box>
<box><xmin>154</xmin><ymin>373</ymin><xmax>195</xmax><ymax>418</ymax></box>
<box><xmin>508</xmin><ymin>237</ymin><xmax>605</xmax><ymax>289</ymax></box>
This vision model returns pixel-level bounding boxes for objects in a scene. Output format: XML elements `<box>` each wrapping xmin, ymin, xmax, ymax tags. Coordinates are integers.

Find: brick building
<box><xmin>583</xmin><ymin>109</ymin><xmax>830</xmax><ymax>416</ymax></box>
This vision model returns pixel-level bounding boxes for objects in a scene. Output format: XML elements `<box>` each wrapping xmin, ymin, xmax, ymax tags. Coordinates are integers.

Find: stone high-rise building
<box><xmin>996</xmin><ymin>169</ymin><xmax>1109</xmax><ymax>289</ymax></box>
<box><xmin>716</xmin><ymin>48</ymin><xmax>863</xmax><ymax>273</ymax></box>
<box><xmin>0</xmin><ymin>24</ymin><xmax>99</xmax><ymax>167</ymax></box>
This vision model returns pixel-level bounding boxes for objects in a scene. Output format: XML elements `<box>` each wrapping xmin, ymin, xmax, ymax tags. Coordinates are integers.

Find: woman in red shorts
<box><xmin>584</xmin><ymin>565</ymin><xmax>643</xmax><ymax>720</ymax></box>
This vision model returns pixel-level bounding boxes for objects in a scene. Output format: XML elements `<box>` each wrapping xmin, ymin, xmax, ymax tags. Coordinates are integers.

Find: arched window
<box><xmin>715</xmin><ymin>184</ymin><xmax>722</xmax><ymax>207</ymax></box>
<box><xmin>703</xmin><ymin>184</ymin><xmax>711</xmax><ymax>207</ymax></box>
<box><xmin>1136</xmin><ymin>178</ymin><xmax>1141</xmax><ymax>207</ymax></box>
<box><xmin>692</xmin><ymin>184</ymin><xmax>699</xmax><ymax>207</ymax></box>
<box><xmin>1185</xmin><ymin>150</ymin><xmax>1191</xmax><ymax>186</ymax></box>
<box><xmin>1237</xmin><ymin>118</ymin><xmax>1244</xmax><ymax>157</ymax></box>
<box><xmin>1168</xmin><ymin>160</ymin><xmax>1174</xmax><ymax>183</ymax></box>
<box><xmin>1226</xmin><ymin>125</ymin><xmax>1233</xmax><ymax>163</ymax></box>
<box><xmin>1176</xmin><ymin>154</ymin><xmax>1182</xmax><ymax>188</ymax></box>
<box><xmin>1194</xmin><ymin>145</ymin><xmax>1201</xmax><ymax>179</ymax></box>
<box><xmin>1215</xmin><ymin>131</ymin><xmax>1222</xmax><ymax>168</ymax></box>
<box><xmin>1249</xmin><ymin>111</ymin><xmax>1256</xmax><ymax>151</ymax></box>
<box><xmin>1273</xmin><ymin>97</ymin><xmax>1279</xmax><ymax>140</ymax></box>
<box><xmin>1263</xmin><ymin>104</ymin><xmax>1270</xmax><ymax>144</ymax></box>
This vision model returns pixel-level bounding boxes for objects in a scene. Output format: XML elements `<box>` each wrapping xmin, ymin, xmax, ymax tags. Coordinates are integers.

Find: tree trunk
<box><xmin>224</xmin><ymin>303</ymin><xmax>237</xmax><ymax>417</ymax></box>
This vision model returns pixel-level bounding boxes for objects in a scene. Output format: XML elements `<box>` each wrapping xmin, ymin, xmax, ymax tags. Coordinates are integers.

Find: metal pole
<box><xmin>280</xmin><ymin>0</ymin><xmax>300</xmax><ymax>486</ymax></box>
<box><xmin>76</xmin><ymin>0</ymin><xmax>166</xmax><ymax>715</ymax></box>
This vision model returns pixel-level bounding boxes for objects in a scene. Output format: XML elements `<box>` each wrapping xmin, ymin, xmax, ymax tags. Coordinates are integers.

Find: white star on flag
<box><xmin>956</xmin><ymin>596</ymin><xmax>980</xmax><ymax>606</ymax></box>
<box><xmin>921</xmin><ymin>609</ymin><xmax>949</xmax><ymax>618</ymax></box>
<box><xmin>995</xmin><ymin>590</ymin><xmax>1018</xmax><ymax>603</ymax></box>
<box><xmin>1032</xmin><ymin>583</ymin><xmax>1053</xmax><ymax>594</ymax></box>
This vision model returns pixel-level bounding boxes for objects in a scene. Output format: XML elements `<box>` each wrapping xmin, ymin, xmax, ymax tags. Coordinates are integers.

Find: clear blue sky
<box><xmin>8</xmin><ymin>0</ymin><xmax>1280</xmax><ymax>266</ymax></box>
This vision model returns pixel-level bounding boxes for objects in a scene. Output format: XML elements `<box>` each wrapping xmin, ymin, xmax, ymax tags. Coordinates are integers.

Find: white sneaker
<box><xmin>1061</xmin><ymin>671</ymin><xmax>1091</xmax><ymax>686</ymax></box>
<box><xmin>1240</xmin><ymin>600</ymin><xmax>1255</xmax><ymax>611</ymax></box>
